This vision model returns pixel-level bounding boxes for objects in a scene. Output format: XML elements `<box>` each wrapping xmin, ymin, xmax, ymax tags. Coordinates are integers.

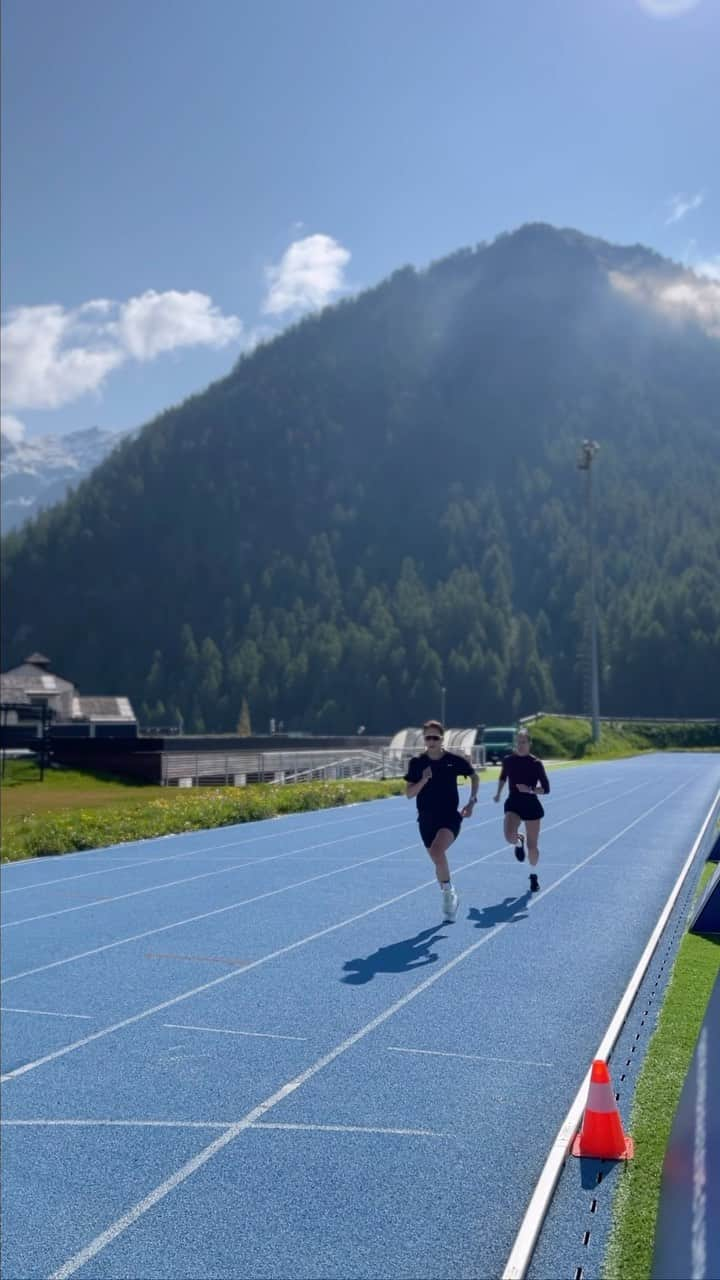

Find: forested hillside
<box><xmin>3</xmin><ymin>224</ymin><xmax>719</xmax><ymax>731</ymax></box>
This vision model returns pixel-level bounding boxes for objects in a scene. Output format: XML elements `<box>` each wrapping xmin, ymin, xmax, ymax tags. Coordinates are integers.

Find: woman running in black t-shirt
<box><xmin>404</xmin><ymin>719</ymin><xmax>479</xmax><ymax>921</ymax></box>
<box><xmin>493</xmin><ymin>728</ymin><xmax>549</xmax><ymax>893</ymax></box>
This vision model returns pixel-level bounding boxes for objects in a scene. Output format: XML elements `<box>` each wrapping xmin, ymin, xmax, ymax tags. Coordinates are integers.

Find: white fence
<box><xmin>161</xmin><ymin>745</ymin><xmax>486</xmax><ymax>787</ymax></box>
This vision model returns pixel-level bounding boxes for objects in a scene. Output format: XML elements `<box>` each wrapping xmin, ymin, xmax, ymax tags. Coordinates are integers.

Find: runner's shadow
<box><xmin>468</xmin><ymin>893</ymin><xmax>531</xmax><ymax>930</ymax></box>
<box><xmin>341</xmin><ymin>926</ymin><xmax>449</xmax><ymax>985</ymax></box>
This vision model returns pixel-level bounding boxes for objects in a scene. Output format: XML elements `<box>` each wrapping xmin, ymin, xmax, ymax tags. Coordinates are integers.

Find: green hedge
<box><xmin>528</xmin><ymin>716</ymin><xmax>720</xmax><ymax>760</ymax></box>
<box><xmin>1</xmin><ymin>779</ymin><xmax>405</xmax><ymax>863</ymax></box>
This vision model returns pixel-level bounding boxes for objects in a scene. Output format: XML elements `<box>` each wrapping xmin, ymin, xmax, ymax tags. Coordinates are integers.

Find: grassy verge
<box><xmin>1</xmin><ymin>773</ymin><xmax>405</xmax><ymax>863</ymax></box>
<box><xmin>1</xmin><ymin>759</ymin><xmax>164</xmax><ymax>818</ymax></box>
<box><xmin>603</xmin><ymin>861</ymin><xmax>720</xmax><ymax>1280</ymax></box>
<box><xmin>528</xmin><ymin>716</ymin><xmax>720</xmax><ymax>761</ymax></box>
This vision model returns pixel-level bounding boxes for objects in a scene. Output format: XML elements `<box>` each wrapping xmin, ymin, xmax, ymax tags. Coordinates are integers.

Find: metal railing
<box><xmin>161</xmin><ymin>745</ymin><xmax>486</xmax><ymax>787</ymax></box>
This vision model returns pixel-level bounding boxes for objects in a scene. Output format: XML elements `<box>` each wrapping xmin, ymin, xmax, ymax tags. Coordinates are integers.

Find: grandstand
<box><xmin>388</xmin><ymin>726</ymin><xmax>485</xmax><ymax>772</ymax></box>
<box><xmin>39</xmin><ymin>727</ymin><xmax>486</xmax><ymax>786</ymax></box>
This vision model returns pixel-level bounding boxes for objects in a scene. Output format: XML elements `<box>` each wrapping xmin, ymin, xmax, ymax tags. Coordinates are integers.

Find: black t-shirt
<box><xmin>404</xmin><ymin>751</ymin><xmax>475</xmax><ymax>814</ymax></box>
<box><xmin>499</xmin><ymin>752</ymin><xmax>550</xmax><ymax>795</ymax></box>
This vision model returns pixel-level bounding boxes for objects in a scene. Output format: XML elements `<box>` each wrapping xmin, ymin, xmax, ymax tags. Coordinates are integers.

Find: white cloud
<box><xmin>638</xmin><ymin>0</ymin><xmax>702</xmax><ymax>17</ymax></box>
<box><xmin>1</xmin><ymin>304</ymin><xmax>126</xmax><ymax>410</ymax></box>
<box><xmin>1</xmin><ymin>291</ymin><xmax>243</xmax><ymax>413</ymax></box>
<box><xmin>264</xmin><ymin>234</ymin><xmax>351</xmax><ymax>316</ymax></box>
<box><xmin>117</xmin><ymin>290</ymin><xmax>242</xmax><ymax>361</ymax></box>
<box><xmin>1</xmin><ymin>414</ymin><xmax>26</xmax><ymax>444</ymax></box>
<box><xmin>665</xmin><ymin>192</ymin><xmax>704</xmax><ymax>225</ymax></box>
<box><xmin>610</xmin><ymin>269</ymin><xmax>720</xmax><ymax>339</ymax></box>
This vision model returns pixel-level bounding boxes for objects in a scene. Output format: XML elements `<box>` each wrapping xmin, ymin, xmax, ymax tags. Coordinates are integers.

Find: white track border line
<box><xmin>163</xmin><ymin>1024</ymin><xmax>307</xmax><ymax>1041</ymax></box>
<box><xmin>1</xmin><ymin>773</ymin><xmax>645</xmax><ymax>983</ymax></box>
<box><xmin>0</xmin><ymin>806</ymin><xmax>407</xmax><ymax>894</ymax></box>
<box><xmin>387</xmin><ymin>1047</ymin><xmax>554</xmax><ymax>1068</ymax></box>
<box><xmin>0</xmin><ymin>796</ymin><xmax>407</xmax><ymax>867</ymax></box>
<box><xmin>1</xmin><ymin>818</ymin><xmax>414</xmax><ymax>928</ymax></box>
<box><xmin>502</xmin><ymin>781</ymin><xmax>720</xmax><ymax>1280</ymax></box>
<box><xmin>1</xmin><ymin>1118</ymin><xmax>446</xmax><ymax>1137</ymax></box>
<box><xmin>0</xmin><ymin>769</ymin><xmax>612</xmax><ymax>888</ymax></box>
<box><xmin>0</xmin><ymin>1007</ymin><xmax>92</xmax><ymax>1020</ymax></box>
<box><xmin>1</xmin><ymin>779</ymin><xmax>647</xmax><ymax>988</ymax></box>
<box><xmin>44</xmin><ymin>783</ymin><xmax>690</xmax><ymax>1280</ymax></box>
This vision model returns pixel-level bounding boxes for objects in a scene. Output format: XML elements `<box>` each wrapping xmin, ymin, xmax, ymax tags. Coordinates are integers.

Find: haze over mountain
<box><xmin>1</xmin><ymin>427</ymin><xmax>126</xmax><ymax>532</ymax></box>
<box><xmin>2</xmin><ymin>224</ymin><xmax>719</xmax><ymax>732</ymax></box>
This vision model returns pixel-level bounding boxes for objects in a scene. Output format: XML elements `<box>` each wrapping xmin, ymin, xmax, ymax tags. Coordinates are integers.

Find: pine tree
<box><xmin>236</xmin><ymin>697</ymin><xmax>252</xmax><ymax>736</ymax></box>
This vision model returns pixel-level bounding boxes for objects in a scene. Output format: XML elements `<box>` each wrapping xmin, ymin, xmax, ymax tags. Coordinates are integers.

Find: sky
<box><xmin>1</xmin><ymin>0</ymin><xmax>718</xmax><ymax>443</ymax></box>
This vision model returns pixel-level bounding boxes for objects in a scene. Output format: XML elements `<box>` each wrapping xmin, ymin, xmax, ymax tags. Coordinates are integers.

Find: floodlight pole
<box><xmin>441</xmin><ymin>685</ymin><xmax>446</xmax><ymax>727</ymax></box>
<box><xmin>577</xmin><ymin>440</ymin><xmax>601</xmax><ymax>743</ymax></box>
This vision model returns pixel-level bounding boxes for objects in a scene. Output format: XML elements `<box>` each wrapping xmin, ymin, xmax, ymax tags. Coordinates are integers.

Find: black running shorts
<box><xmin>504</xmin><ymin>793</ymin><xmax>545</xmax><ymax>821</ymax></box>
<box><xmin>418</xmin><ymin>811</ymin><xmax>462</xmax><ymax>849</ymax></box>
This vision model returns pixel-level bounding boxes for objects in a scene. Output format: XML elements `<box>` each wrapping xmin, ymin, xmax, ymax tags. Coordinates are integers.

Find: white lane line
<box><xmin>0</xmin><ymin>779</ymin><xmax>660</xmax><ymax>1087</ymax></box>
<box><xmin>163</xmin><ymin>1024</ymin><xmax>307</xmax><ymax>1041</ymax></box>
<box><xmin>0</xmin><ymin>1007</ymin><xmax>92</xmax><ymax>1020</ymax></box>
<box><xmin>251</xmin><ymin>1122</ymin><xmax>445</xmax><ymax>1137</ymax></box>
<box><xmin>1</xmin><ymin>818</ymin><xmax>414</xmax><ymax>928</ymax></box>
<box><xmin>0</xmin><ymin>798</ymin><xmax>404</xmax><ymax>880</ymax></box>
<box><xmin>387</xmin><ymin>1047</ymin><xmax>554</xmax><ymax>1068</ymax></box>
<box><xmin>502</xmin><ymin>779</ymin><xmax>720</xmax><ymax>1280</ymax></box>
<box><xmin>1</xmin><ymin>1118</ymin><xmax>444</xmax><ymax>1138</ymax></box>
<box><xmin>1</xmin><ymin>1118</ymin><xmax>227</xmax><ymax>1128</ymax></box>
<box><xmin>0</xmin><ymin>769</ymin><xmax>616</xmax><ymax>890</ymax></box>
<box><xmin>2</xmin><ymin>778</ymin><xmax>648</xmax><ymax>986</ymax></box>
<box><xmin>0</xmin><ymin>853</ymin><xmax>217</xmax><ymax>895</ymax></box>
<box><xmin>0</xmin><ymin>807</ymin><xmax>400</xmax><ymax>895</ymax></box>
<box><xmin>46</xmin><ymin>782</ymin><xmax>688</xmax><ymax>1280</ymax></box>
<box><xmin>3</xmin><ymin>794</ymin><xmax>548</xmax><ymax>915</ymax></box>
<box><xmin>0</xmin><ymin>842</ymin><xmax>421</xmax><ymax>1081</ymax></box>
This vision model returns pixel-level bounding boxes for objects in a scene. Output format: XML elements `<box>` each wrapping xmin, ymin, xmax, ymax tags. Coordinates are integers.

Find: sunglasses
<box><xmin>424</xmin><ymin>734</ymin><xmax>442</xmax><ymax>741</ymax></box>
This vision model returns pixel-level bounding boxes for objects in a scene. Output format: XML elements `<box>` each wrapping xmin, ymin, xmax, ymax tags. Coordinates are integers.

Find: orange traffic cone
<box><xmin>571</xmin><ymin>1059</ymin><xmax>634</xmax><ymax>1159</ymax></box>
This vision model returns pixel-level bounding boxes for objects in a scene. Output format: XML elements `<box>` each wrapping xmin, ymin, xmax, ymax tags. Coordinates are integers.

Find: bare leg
<box><xmin>427</xmin><ymin>828</ymin><xmax>456</xmax><ymax>885</ymax></box>
<box><xmin>525</xmin><ymin>819</ymin><xmax>541</xmax><ymax>867</ymax></box>
<box><xmin>504</xmin><ymin>813</ymin><xmax>522</xmax><ymax>845</ymax></box>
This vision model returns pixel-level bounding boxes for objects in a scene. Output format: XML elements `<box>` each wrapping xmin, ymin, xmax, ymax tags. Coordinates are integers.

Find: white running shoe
<box><xmin>442</xmin><ymin>886</ymin><xmax>459</xmax><ymax>921</ymax></box>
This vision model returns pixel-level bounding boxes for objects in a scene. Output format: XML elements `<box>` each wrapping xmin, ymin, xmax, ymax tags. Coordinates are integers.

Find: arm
<box><xmin>461</xmin><ymin>760</ymin><xmax>480</xmax><ymax>817</ymax></box>
<box><xmin>404</xmin><ymin>758</ymin><xmax>430</xmax><ymax>799</ymax></box>
<box><xmin>406</xmin><ymin>769</ymin><xmax>431</xmax><ymax>799</ymax></box>
<box><xmin>536</xmin><ymin>762</ymin><xmax>550</xmax><ymax>795</ymax></box>
<box><xmin>494</xmin><ymin>761</ymin><xmax>508</xmax><ymax>802</ymax></box>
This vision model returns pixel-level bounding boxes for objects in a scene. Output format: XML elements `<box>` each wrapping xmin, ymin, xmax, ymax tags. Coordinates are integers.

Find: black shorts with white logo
<box><xmin>418</xmin><ymin>811</ymin><xmax>462</xmax><ymax>849</ymax></box>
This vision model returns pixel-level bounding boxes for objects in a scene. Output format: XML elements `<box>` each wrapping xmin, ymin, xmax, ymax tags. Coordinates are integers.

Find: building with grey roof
<box><xmin>0</xmin><ymin>654</ymin><xmax>137</xmax><ymax>738</ymax></box>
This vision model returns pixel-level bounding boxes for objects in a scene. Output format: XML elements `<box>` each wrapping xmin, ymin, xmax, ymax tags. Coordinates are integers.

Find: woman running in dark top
<box><xmin>493</xmin><ymin>727</ymin><xmax>550</xmax><ymax>893</ymax></box>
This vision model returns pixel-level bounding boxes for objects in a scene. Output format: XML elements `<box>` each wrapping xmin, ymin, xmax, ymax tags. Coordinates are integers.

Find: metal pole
<box><xmin>441</xmin><ymin>685</ymin><xmax>446</xmax><ymax>727</ymax></box>
<box><xmin>577</xmin><ymin>441</ymin><xmax>601</xmax><ymax>743</ymax></box>
<box><xmin>588</xmin><ymin>464</ymin><xmax>600</xmax><ymax>743</ymax></box>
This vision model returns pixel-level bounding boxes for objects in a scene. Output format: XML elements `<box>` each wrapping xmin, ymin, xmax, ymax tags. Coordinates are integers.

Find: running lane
<box><xmin>1</xmin><ymin>755</ymin><xmax>718</xmax><ymax>1280</ymax></box>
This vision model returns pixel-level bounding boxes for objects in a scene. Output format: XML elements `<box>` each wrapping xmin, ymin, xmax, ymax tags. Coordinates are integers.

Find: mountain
<box><xmin>2</xmin><ymin>224</ymin><xmax>719</xmax><ymax>731</ymax></box>
<box><xmin>1</xmin><ymin>427</ymin><xmax>126</xmax><ymax>532</ymax></box>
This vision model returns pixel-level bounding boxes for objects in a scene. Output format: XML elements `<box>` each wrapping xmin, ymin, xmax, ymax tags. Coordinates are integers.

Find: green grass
<box><xmin>603</xmin><ymin>861</ymin><xmax>720</xmax><ymax>1280</ymax></box>
<box><xmin>1</xmin><ymin>759</ymin><xmax>163</xmax><ymax>819</ymax></box>
<box><xmin>0</xmin><ymin>769</ymin><xmax>405</xmax><ymax>862</ymax></box>
<box><xmin>528</xmin><ymin>716</ymin><xmax>720</xmax><ymax>761</ymax></box>
<box><xmin>0</xmin><ymin>757</ymin><xmax>575</xmax><ymax>862</ymax></box>
<box><xmin>1</xmin><ymin>758</ymin><xmax>155</xmax><ymax>790</ymax></box>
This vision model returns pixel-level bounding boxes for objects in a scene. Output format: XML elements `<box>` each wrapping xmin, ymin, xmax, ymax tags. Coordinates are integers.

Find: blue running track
<box><xmin>2</xmin><ymin>754</ymin><xmax>719</xmax><ymax>1280</ymax></box>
